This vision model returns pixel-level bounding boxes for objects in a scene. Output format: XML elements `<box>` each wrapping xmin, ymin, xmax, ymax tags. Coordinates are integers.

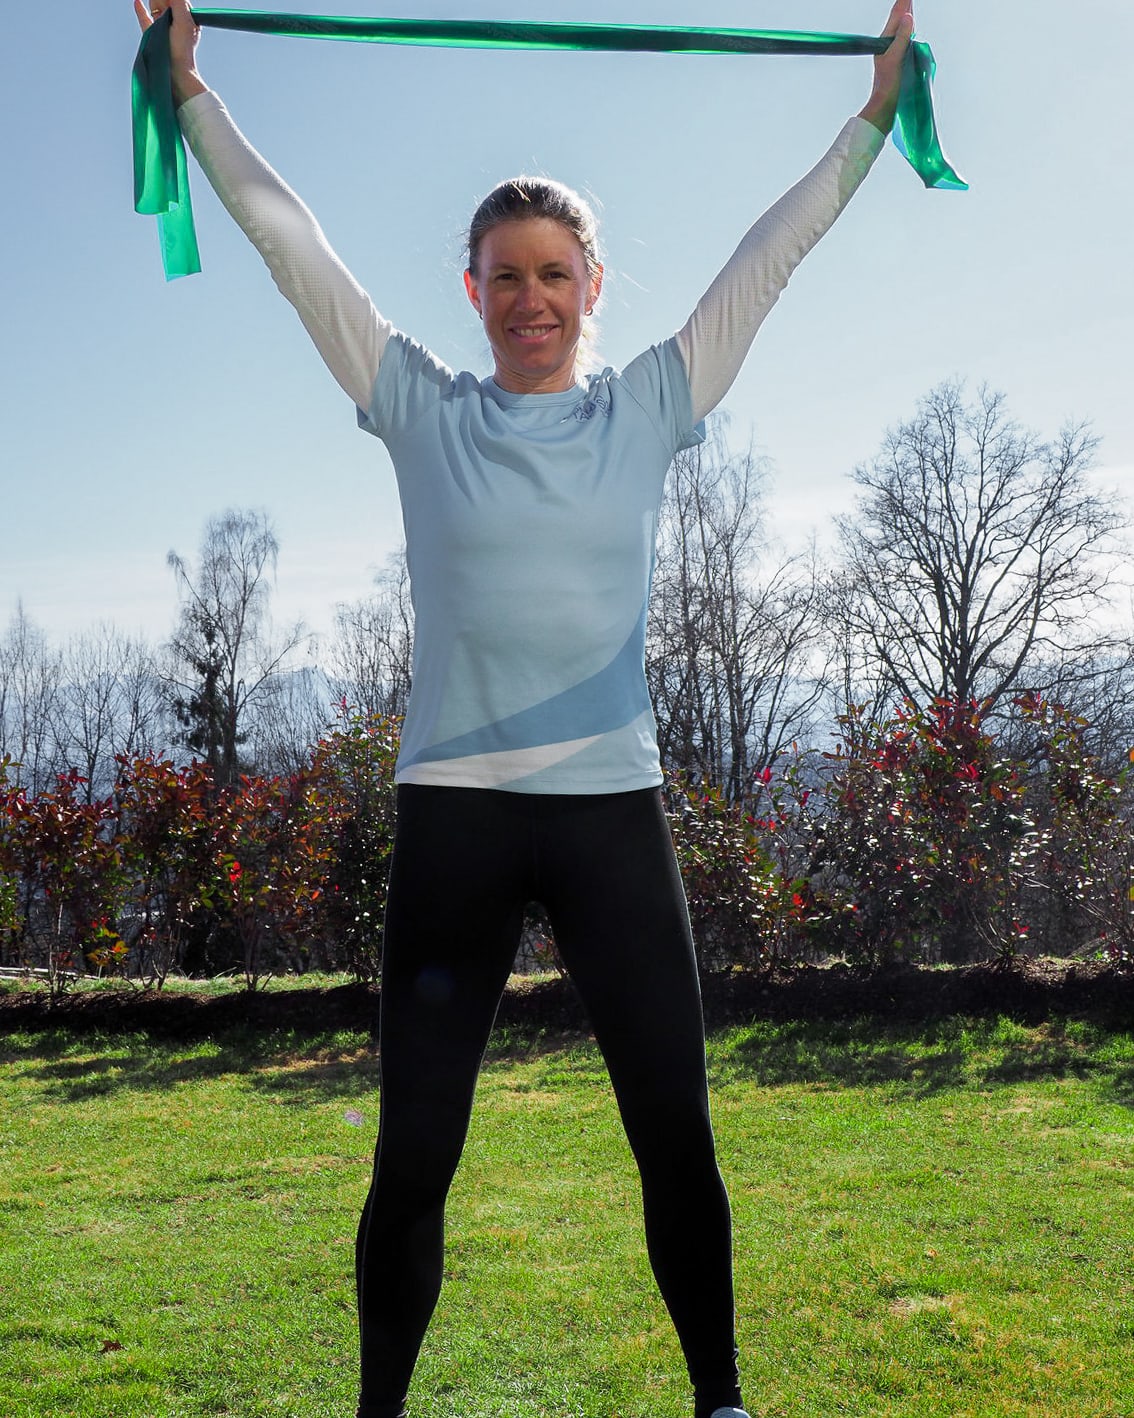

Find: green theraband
<box><xmin>133</xmin><ymin>10</ymin><xmax>967</xmax><ymax>279</ymax></box>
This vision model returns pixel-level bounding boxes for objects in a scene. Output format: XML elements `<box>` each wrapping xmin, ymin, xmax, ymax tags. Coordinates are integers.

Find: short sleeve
<box><xmin>357</xmin><ymin>331</ymin><xmax>457</xmax><ymax>439</ymax></box>
<box><xmin>615</xmin><ymin>337</ymin><xmax>704</xmax><ymax>455</ymax></box>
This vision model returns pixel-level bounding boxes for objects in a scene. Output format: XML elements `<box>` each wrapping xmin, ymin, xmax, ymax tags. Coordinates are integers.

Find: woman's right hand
<box><xmin>134</xmin><ymin>0</ymin><xmax>208</xmax><ymax>106</ymax></box>
<box><xmin>859</xmin><ymin>0</ymin><xmax>914</xmax><ymax>135</ymax></box>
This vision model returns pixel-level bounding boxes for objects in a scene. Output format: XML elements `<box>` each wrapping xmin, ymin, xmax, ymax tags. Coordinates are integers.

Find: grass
<box><xmin>0</xmin><ymin>1012</ymin><xmax>1131</xmax><ymax>1418</ymax></box>
<box><xmin>0</xmin><ymin>970</ymin><xmax>361</xmax><ymax>998</ymax></box>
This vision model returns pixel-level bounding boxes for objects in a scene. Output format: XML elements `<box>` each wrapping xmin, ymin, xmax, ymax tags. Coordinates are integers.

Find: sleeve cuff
<box><xmin>176</xmin><ymin>87</ymin><xmax>224</xmax><ymax>140</ymax></box>
<box><xmin>846</xmin><ymin>113</ymin><xmax>888</xmax><ymax>160</ymax></box>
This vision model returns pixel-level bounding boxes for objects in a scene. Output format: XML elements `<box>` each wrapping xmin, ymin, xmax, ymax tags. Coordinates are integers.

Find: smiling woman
<box><xmin>130</xmin><ymin>2</ymin><xmax>918</xmax><ymax>1417</ymax></box>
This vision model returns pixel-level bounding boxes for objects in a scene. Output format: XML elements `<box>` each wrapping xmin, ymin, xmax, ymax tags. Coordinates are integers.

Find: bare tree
<box><xmin>166</xmin><ymin>509</ymin><xmax>308</xmax><ymax>787</ymax></box>
<box><xmin>0</xmin><ymin>604</ymin><xmax>64</xmax><ymax>795</ymax></box>
<box><xmin>55</xmin><ymin>625</ymin><xmax>168</xmax><ymax>800</ymax></box>
<box><xmin>648</xmin><ymin>427</ymin><xmax>829</xmax><ymax>803</ymax></box>
<box><xmin>246</xmin><ymin>662</ymin><xmax>340</xmax><ymax>777</ymax></box>
<box><xmin>112</xmin><ymin>633</ymin><xmax>173</xmax><ymax>766</ymax></box>
<box><xmin>328</xmin><ymin>549</ymin><xmax>414</xmax><ymax>719</ymax></box>
<box><xmin>832</xmin><ymin>382</ymin><xmax>1125</xmax><ymax>711</ymax></box>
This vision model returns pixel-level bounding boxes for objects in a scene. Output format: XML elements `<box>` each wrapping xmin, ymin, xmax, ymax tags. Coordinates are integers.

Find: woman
<box><xmin>134</xmin><ymin>4</ymin><xmax>914</xmax><ymax>1415</ymax></box>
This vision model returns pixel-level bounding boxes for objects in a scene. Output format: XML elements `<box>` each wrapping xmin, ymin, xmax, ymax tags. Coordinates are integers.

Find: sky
<box><xmin>2</xmin><ymin>0</ymin><xmax>1132</xmax><ymax>658</ymax></box>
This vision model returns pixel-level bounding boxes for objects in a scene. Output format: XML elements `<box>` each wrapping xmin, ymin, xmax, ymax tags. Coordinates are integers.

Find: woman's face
<box><xmin>464</xmin><ymin>217</ymin><xmax>603</xmax><ymax>395</ymax></box>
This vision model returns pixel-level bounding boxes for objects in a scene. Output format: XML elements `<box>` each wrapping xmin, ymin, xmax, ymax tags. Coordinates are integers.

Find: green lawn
<box><xmin>0</xmin><ymin>1009</ymin><xmax>1131</xmax><ymax>1418</ymax></box>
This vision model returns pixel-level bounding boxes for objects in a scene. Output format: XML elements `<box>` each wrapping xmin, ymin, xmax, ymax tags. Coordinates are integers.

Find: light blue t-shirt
<box><xmin>360</xmin><ymin>332</ymin><xmax>701</xmax><ymax>793</ymax></box>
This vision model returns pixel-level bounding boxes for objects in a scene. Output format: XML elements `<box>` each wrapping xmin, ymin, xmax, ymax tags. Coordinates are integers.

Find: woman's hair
<box><xmin>465</xmin><ymin>176</ymin><xmax>602</xmax><ymax>284</ymax></box>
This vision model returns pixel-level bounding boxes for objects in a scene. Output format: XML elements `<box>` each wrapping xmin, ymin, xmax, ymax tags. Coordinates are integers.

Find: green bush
<box><xmin>1</xmin><ymin>702</ymin><xmax>1131</xmax><ymax>984</ymax></box>
<box><xmin>1014</xmin><ymin>694</ymin><xmax>1134</xmax><ymax>964</ymax></box>
<box><xmin>310</xmin><ymin>709</ymin><xmax>400</xmax><ymax>983</ymax></box>
<box><xmin>813</xmin><ymin>701</ymin><xmax>1035</xmax><ymax>967</ymax></box>
<box><xmin>665</xmin><ymin>698</ymin><xmax>1134</xmax><ymax>972</ymax></box>
<box><xmin>666</xmin><ymin>770</ymin><xmax>816</xmax><ymax>972</ymax></box>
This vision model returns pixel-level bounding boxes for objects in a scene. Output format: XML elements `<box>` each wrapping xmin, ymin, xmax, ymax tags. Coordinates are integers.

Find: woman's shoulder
<box><xmin>599</xmin><ymin>337</ymin><xmax>687</xmax><ymax>403</ymax></box>
<box><xmin>379</xmin><ymin>330</ymin><xmax>489</xmax><ymax>402</ymax></box>
<box><xmin>382</xmin><ymin>331</ymin><xmax>459</xmax><ymax>389</ymax></box>
<box><xmin>362</xmin><ymin>330</ymin><xmax>484</xmax><ymax>438</ymax></box>
<box><xmin>599</xmin><ymin>337</ymin><xmax>701</xmax><ymax>452</ymax></box>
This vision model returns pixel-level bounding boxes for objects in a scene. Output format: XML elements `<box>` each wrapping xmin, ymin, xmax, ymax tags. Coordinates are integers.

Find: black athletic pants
<box><xmin>355</xmin><ymin>785</ymin><xmax>742</xmax><ymax>1418</ymax></box>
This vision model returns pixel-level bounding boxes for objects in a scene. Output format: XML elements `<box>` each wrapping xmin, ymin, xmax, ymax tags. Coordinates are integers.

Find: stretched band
<box><xmin>133</xmin><ymin>9</ymin><xmax>967</xmax><ymax>280</ymax></box>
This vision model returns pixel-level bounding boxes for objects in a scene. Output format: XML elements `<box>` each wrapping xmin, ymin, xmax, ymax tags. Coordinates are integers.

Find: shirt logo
<box><xmin>571</xmin><ymin>392</ymin><xmax>611</xmax><ymax>422</ymax></box>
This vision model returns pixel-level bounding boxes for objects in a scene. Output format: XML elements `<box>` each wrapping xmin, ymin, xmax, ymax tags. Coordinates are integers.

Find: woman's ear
<box><xmin>588</xmin><ymin>263</ymin><xmax>604</xmax><ymax>313</ymax></box>
<box><xmin>464</xmin><ymin>268</ymin><xmax>482</xmax><ymax>317</ymax></box>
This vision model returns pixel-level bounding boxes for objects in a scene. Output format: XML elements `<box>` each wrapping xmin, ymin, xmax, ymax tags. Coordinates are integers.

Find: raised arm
<box><xmin>676</xmin><ymin>0</ymin><xmax>914</xmax><ymax>424</ymax></box>
<box><xmin>134</xmin><ymin>0</ymin><xmax>392</xmax><ymax>411</ymax></box>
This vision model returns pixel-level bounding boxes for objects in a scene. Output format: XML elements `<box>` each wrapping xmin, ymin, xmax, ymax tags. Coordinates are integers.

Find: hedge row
<box><xmin>671</xmin><ymin>695</ymin><xmax>1134</xmax><ymax>972</ymax></box>
<box><xmin>2</xmin><ymin>698</ymin><xmax>1131</xmax><ymax>993</ymax></box>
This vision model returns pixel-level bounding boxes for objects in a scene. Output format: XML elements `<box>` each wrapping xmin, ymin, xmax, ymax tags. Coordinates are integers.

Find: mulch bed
<box><xmin>1</xmin><ymin>958</ymin><xmax>1131</xmax><ymax>1040</ymax></box>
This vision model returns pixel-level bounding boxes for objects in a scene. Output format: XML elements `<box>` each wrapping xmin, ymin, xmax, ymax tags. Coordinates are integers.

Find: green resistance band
<box><xmin>133</xmin><ymin>9</ymin><xmax>967</xmax><ymax>280</ymax></box>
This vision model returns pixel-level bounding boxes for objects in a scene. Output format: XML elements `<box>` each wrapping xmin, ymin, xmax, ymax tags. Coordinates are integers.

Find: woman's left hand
<box><xmin>134</xmin><ymin>0</ymin><xmax>207</xmax><ymax>106</ymax></box>
<box><xmin>859</xmin><ymin>0</ymin><xmax>915</xmax><ymax>134</ymax></box>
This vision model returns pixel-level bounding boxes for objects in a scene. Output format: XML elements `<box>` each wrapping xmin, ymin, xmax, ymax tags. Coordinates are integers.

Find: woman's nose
<box><xmin>514</xmin><ymin>278</ymin><xmax>542</xmax><ymax>310</ymax></box>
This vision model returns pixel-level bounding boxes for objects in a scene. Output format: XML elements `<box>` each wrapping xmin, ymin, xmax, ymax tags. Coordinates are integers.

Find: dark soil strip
<box><xmin>2</xmin><ymin>959</ymin><xmax>1131</xmax><ymax>1041</ymax></box>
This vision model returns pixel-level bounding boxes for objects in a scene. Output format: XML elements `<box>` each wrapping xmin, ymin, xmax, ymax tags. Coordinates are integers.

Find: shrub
<box><xmin>1015</xmin><ymin>694</ymin><xmax>1134</xmax><ymax>965</ymax></box>
<box><xmin>812</xmin><ymin>701</ymin><xmax>1035</xmax><ymax>967</ymax></box>
<box><xmin>111</xmin><ymin>755</ymin><xmax>220</xmax><ymax>988</ymax></box>
<box><xmin>0</xmin><ymin>757</ymin><xmax>21</xmax><ymax>952</ymax></box>
<box><xmin>308</xmin><ymin>709</ymin><xmax>400</xmax><ymax>983</ymax></box>
<box><xmin>666</xmin><ymin>772</ymin><xmax>816</xmax><ymax>972</ymax></box>
<box><xmin>210</xmin><ymin>764</ymin><xmax>342</xmax><ymax>990</ymax></box>
<box><xmin>0</xmin><ymin>768</ymin><xmax>124</xmax><ymax>995</ymax></box>
<box><xmin>3</xmin><ymin>700</ymin><xmax>1132</xmax><ymax>986</ymax></box>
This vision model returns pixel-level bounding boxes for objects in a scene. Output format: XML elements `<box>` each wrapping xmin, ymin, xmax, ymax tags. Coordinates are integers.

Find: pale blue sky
<box><xmin>2</xmin><ymin>0</ymin><xmax>1131</xmax><ymax>651</ymax></box>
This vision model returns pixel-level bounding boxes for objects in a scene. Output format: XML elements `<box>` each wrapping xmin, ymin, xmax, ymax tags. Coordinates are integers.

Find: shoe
<box><xmin>709</xmin><ymin>1410</ymin><xmax>751</xmax><ymax>1418</ymax></box>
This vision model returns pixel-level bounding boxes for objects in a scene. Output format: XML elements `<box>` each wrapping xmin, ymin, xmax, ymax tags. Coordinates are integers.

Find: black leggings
<box><xmin>355</xmin><ymin>785</ymin><xmax>741</xmax><ymax>1418</ymax></box>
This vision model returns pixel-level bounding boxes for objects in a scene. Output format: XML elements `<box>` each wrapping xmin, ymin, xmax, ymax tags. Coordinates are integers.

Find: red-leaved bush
<box><xmin>1</xmin><ymin>701</ymin><xmax>1130</xmax><ymax>985</ymax></box>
